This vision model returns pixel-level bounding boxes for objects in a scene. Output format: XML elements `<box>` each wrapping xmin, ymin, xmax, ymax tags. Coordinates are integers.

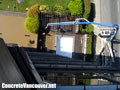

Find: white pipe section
<box><xmin>83</xmin><ymin>34</ymin><xmax>87</xmax><ymax>61</ymax></box>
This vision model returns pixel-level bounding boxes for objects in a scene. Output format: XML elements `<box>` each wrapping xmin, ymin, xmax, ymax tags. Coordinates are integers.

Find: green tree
<box><xmin>24</xmin><ymin>17</ymin><xmax>39</xmax><ymax>34</ymax></box>
<box><xmin>68</xmin><ymin>0</ymin><xmax>83</xmax><ymax>16</ymax></box>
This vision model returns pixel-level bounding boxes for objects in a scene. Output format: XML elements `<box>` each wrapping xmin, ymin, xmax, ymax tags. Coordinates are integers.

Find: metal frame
<box><xmin>95</xmin><ymin>26</ymin><xmax>118</xmax><ymax>63</ymax></box>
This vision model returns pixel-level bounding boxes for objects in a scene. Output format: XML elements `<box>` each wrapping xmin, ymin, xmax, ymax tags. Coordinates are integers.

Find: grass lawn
<box><xmin>0</xmin><ymin>0</ymin><xmax>70</xmax><ymax>12</ymax></box>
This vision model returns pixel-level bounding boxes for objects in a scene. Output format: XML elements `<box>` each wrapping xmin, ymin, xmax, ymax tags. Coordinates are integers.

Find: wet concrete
<box><xmin>0</xmin><ymin>14</ymin><xmax>37</xmax><ymax>47</ymax></box>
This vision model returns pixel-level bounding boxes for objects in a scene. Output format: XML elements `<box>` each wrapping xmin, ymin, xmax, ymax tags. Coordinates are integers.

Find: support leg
<box><xmin>108</xmin><ymin>42</ymin><xmax>115</xmax><ymax>62</ymax></box>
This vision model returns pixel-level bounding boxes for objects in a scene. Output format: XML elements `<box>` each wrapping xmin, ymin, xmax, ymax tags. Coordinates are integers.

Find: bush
<box><xmin>27</xmin><ymin>4</ymin><xmax>40</xmax><ymax>18</ymax></box>
<box><xmin>24</xmin><ymin>17</ymin><xmax>39</xmax><ymax>34</ymax></box>
<box><xmin>54</xmin><ymin>4</ymin><xmax>63</xmax><ymax>15</ymax></box>
<box><xmin>39</xmin><ymin>5</ymin><xmax>49</xmax><ymax>13</ymax></box>
<box><xmin>68</xmin><ymin>0</ymin><xmax>83</xmax><ymax>16</ymax></box>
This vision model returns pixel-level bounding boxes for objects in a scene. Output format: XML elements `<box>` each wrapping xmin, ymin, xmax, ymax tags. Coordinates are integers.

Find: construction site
<box><xmin>0</xmin><ymin>0</ymin><xmax>120</xmax><ymax>89</ymax></box>
<box><xmin>0</xmin><ymin>13</ymin><xmax>120</xmax><ymax>90</ymax></box>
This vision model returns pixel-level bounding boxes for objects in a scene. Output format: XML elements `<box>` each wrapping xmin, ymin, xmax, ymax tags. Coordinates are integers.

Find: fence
<box><xmin>39</xmin><ymin>12</ymin><xmax>81</xmax><ymax>34</ymax></box>
<box><xmin>37</xmin><ymin>13</ymin><xmax>81</xmax><ymax>51</ymax></box>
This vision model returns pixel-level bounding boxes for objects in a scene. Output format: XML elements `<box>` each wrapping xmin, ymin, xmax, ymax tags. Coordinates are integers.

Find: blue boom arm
<box><xmin>46</xmin><ymin>18</ymin><xmax>119</xmax><ymax>35</ymax></box>
<box><xmin>47</xmin><ymin>21</ymin><xmax>116</xmax><ymax>27</ymax></box>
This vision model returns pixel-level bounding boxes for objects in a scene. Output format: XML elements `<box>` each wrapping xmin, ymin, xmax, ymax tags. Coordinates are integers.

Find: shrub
<box><xmin>54</xmin><ymin>4</ymin><xmax>63</xmax><ymax>15</ymax></box>
<box><xmin>24</xmin><ymin>17</ymin><xmax>39</xmax><ymax>34</ymax></box>
<box><xmin>27</xmin><ymin>4</ymin><xmax>40</xmax><ymax>18</ymax></box>
<box><xmin>68</xmin><ymin>0</ymin><xmax>83</xmax><ymax>16</ymax></box>
<box><xmin>39</xmin><ymin>5</ymin><xmax>49</xmax><ymax>13</ymax></box>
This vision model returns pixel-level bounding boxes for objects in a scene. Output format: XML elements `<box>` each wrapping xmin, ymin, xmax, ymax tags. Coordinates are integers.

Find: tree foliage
<box><xmin>68</xmin><ymin>0</ymin><xmax>83</xmax><ymax>16</ymax></box>
<box><xmin>27</xmin><ymin>4</ymin><xmax>40</xmax><ymax>18</ymax></box>
<box><xmin>25</xmin><ymin>4</ymin><xmax>40</xmax><ymax>34</ymax></box>
<box><xmin>24</xmin><ymin>17</ymin><xmax>39</xmax><ymax>34</ymax></box>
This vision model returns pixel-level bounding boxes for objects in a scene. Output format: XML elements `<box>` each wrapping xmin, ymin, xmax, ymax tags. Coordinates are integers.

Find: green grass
<box><xmin>0</xmin><ymin>0</ymin><xmax>70</xmax><ymax>13</ymax></box>
<box><xmin>87</xmin><ymin>34</ymin><xmax>92</xmax><ymax>55</ymax></box>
